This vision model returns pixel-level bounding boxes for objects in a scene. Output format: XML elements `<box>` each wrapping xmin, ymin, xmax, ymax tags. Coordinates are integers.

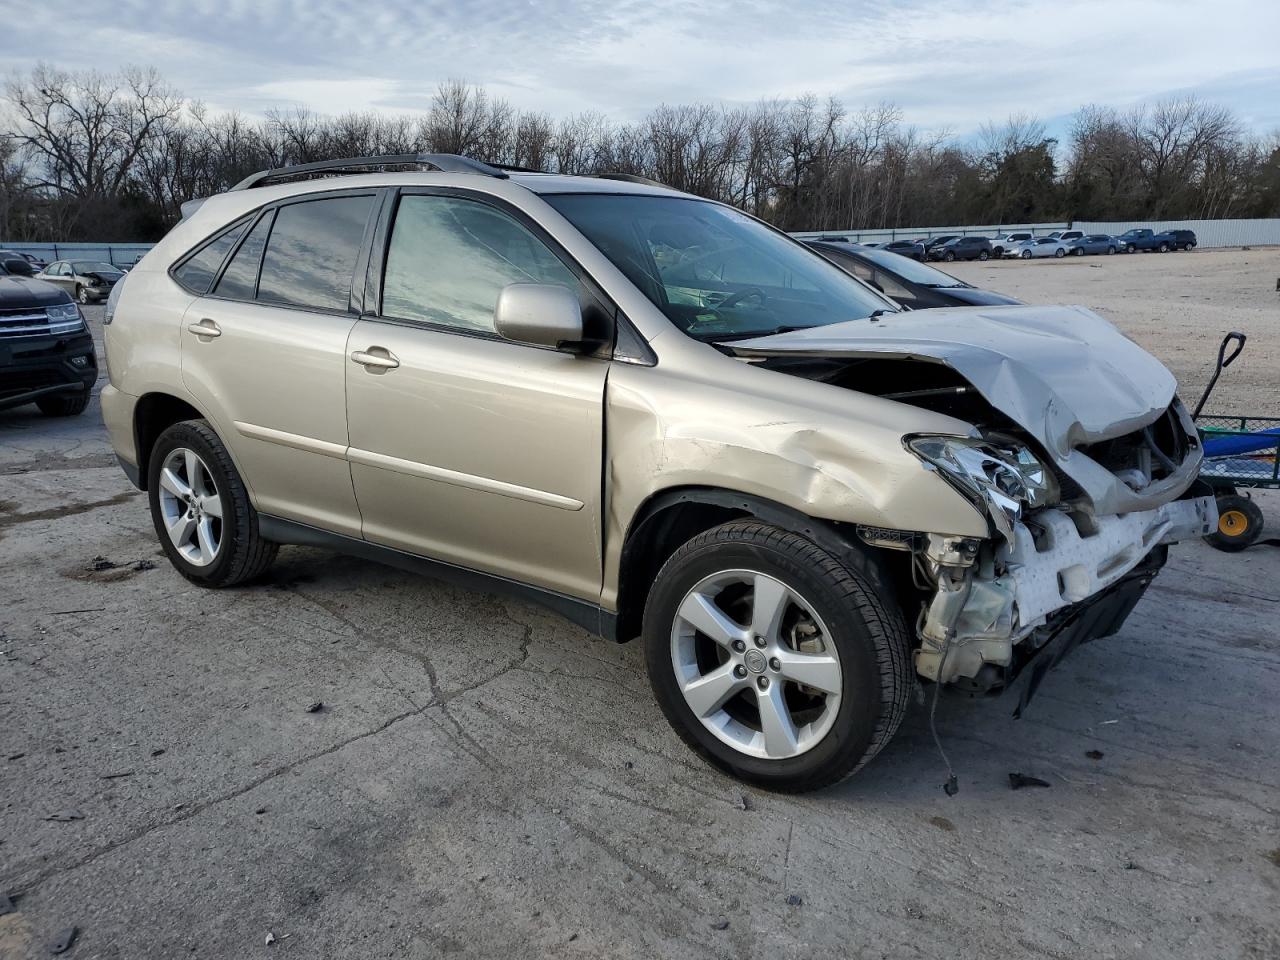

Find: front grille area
<box><xmin>0</xmin><ymin>305</ymin><xmax>82</xmax><ymax>339</ymax></box>
<box><xmin>1081</xmin><ymin>403</ymin><xmax>1193</xmax><ymax>487</ymax></box>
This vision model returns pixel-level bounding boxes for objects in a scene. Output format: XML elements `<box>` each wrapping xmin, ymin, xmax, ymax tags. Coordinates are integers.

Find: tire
<box><xmin>1204</xmin><ymin>494</ymin><xmax>1264</xmax><ymax>552</ymax></box>
<box><xmin>1054</xmin><ymin>248</ymin><xmax>1066</xmax><ymax>258</ymax></box>
<box><xmin>1126</xmin><ymin>244</ymin><xmax>1136</xmax><ymax>254</ymax></box>
<box><xmin>35</xmin><ymin>390</ymin><xmax>90</xmax><ymax>417</ymax></box>
<box><xmin>943</xmin><ymin>251</ymin><xmax>956</xmax><ymax>262</ymax></box>
<box><xmin>76</xmin><ymin>285</ymin><xmax>90</xmax><ymax>304</ymax></box>
<box><xmin>1159</xmin><ymin>242</ymin><xmax>1170</xmax><ymax>252</ymax></box>
<box><xmin>993</xmin><ymin>247</ymin><xmax>1004</xmax><ymax>257</ymax></box>
<box><xmin>978</xmin><ymin>250</ymin><xmax>989</xmax><ymax>261</ymax></box>
<box><xmin>1073</xmin><ymin>247</ymin><xmax>1085</xmax><ymax>256</ymax></box>
<box><xmin>147</xmin><ymin>419</ymin><xmax>278</xmax><ymax>587</ymax></box>
<box><xmin>643</xmin><ymin>520</ymin><xmax>912</xmax><ymax>792</ymax></box>
<box><xmin>1020</xmin><ymin>250</ymin><xmax>1032</xmax><ymax>259</ymax></box>
<box><xmin>1106</xmin><ymin>246</ymin><xmax>1116</xmax><ymax>255</ymax></box>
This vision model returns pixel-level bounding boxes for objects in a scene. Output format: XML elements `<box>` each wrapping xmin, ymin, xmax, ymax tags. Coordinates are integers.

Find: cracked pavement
<box><xmin>2</xmin><ymin>297</ymin><xmax>1279</xmax><ymax>959</ymax></box>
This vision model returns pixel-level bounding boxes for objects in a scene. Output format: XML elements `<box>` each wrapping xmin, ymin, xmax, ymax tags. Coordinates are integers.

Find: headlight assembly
<box><xmin>907</xmin><ymin>435</ymin><xmax>1058</xmax><ymax>538</ymax></box>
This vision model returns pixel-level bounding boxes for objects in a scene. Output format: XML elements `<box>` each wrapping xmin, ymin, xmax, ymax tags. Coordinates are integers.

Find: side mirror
<box><xmin>494</xmin><ymin>282</ymin><xmax>585</xmax><ymax>352</ymax></box>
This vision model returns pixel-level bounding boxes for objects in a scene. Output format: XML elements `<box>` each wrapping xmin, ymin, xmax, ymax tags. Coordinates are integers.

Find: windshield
<box><xmin>845</xmin><ymin>245</ymin><xmax>966</xmax><ymax>287</ymax></box>
<box><xmin>544</xmin><ymin>193</ymin><xmax>895</xmax><ymax>340</ymax></box>
<box><xmin>72</xmin><ymin>261</ymin><xmax>120</xmax><ymax>273</ymax></box>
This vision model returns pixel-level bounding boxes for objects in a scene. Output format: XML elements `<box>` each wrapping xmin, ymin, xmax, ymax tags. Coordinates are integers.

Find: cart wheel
<box><xmin>1204</xmin><ymin>494</ymin><xmax>1264</xmax><ymax>552</ymax></box>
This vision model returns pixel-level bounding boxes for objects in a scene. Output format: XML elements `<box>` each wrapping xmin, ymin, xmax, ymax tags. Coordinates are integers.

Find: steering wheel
<box><xmin>714</xmin><ymin>286</ymin><xmax>767</xmax><ymax>310</ymax></box>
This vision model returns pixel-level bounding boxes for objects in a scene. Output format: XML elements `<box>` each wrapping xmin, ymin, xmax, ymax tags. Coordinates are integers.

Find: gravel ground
<box><xmin>1</xmin><ymin>256</ymin><xmax>1278</xmax><ymax>959</ymax></box>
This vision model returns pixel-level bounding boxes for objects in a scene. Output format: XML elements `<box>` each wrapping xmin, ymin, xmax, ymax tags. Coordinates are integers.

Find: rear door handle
<box><xmin>187</xmin><ymin>318</ymin><xmax>221</xmax><ymax>339</ymax></box>
<box><xmin>350</xmin><ymin>348</ymin><xmax>400</xmax><ymax>370</ymax></box>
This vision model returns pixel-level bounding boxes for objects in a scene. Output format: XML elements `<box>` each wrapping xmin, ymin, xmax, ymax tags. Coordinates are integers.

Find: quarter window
<box><xmin>381</xmin><ymin>195</ymin><xmax>576</xmax><ymax>333</ymax></box>
<box><xmin>174</xmin><ymin>221</ymin><xmax>249</xmax><ymax>294</ymax></box>
<box><xmin>213</xmin><ymin>212</ymin><xmax>274</xmax><ymax>301</ymax></box>
<box><xmin>257</xmin><ymin>195</ymin><xmax>374</xmax><ymax>313</ymax></box>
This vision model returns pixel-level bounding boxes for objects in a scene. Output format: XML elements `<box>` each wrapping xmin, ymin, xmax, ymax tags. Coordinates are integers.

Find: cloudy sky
<box><xmin>3</xmin><ymin>0</ymin><xmax>1278</xmax><ymax>139</ymax></box>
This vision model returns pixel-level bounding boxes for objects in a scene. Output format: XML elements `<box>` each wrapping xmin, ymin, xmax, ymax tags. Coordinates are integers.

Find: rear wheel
<box><xmin>643</xmin><ymin>521</ymin><xmax>912</xmax><ymax>792</ymax></box>
<box><xmin>148</xmin><ymin>420</ymin><xmax>278</xmax><ymax>586</ymax></box>
<box><xmin>1054</xmin><ymin>247</ymin><xmax>1066</xmax><ymax>258</ymax></box>
<box><xmin>1158</xmin><ymin>241</ymin><xmax>1170</xmax><ymax>252</ymax></box>
<box><xmin>978</xmin><ymin>250</ymin><xmax>989</xmax><ymax>261</ymax></box>
<box><xmin>1204</xmin><ymin>494</ymin><xmax>1264</xmax><ymax>552</ymax></box>
<box><xmin>36</xmin><ymin>390</ymin><xmax>90</xmax><ymax>417</ymax></box>
<box><xmin>1106</xmin><ymin>246</ymin><xmax>1116</xmax><ymax>255</ymax></box>
<box><xmin>76</xmin><ymin>284</ymin><xmax>91</xmax><ymax>304</ymax></box>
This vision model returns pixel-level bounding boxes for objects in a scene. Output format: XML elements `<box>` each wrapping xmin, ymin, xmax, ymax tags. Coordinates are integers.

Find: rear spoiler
<box><xmin>179</xmin><ymin>197</ymin><xmax>207</xmax><ymax>220</ymax></box>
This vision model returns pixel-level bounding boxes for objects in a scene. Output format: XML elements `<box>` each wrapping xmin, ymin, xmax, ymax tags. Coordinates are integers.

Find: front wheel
<box><xmin>643</xmin><ymin>521</ymin><xmax>912</xmax><ymax>792</ymax></box>
<box><xmin>1106</xmin><ymin>246</ymin><xmax>1116</xmax><ymax>255</ymax></box>
<box><xmin>1054</xmin><ymin>248</ymin><xmax>1066</xmax><ymax>258</ymax></box>
<box><xmin>943</xmin><ymin>251</ymin><xmax>956</xmax><ymax>262</ymax></box>
<box><xmin>1126</xmin><ymin>244</ymin><xmax>1136</xmax><ymax>254</ymax></box>
<box><xmin>1073</xmin><ymin>247</ymin><xmax>1085</xmax><ymax>256</ymax></box>
<box><xmin>1159</xmin><ymin>242</ymin><xmax>1170</xmax><ymax>252</ymax></box>
<box><xmin>148</xmin><ymin>419</ymin><xmax>278</xmax><ymax>586</ymax></box>
<box><xmin>1020</xmin><ymin>250</ymin><xmax>1032</xmax><ymax>259</ymax></box>
<box><xmin>978</xmin><ymin>250</ymin><xmax>989</xmax><ymax>261</ymax></box>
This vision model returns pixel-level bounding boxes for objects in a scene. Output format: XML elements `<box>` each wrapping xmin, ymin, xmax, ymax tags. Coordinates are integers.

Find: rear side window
<box><xmin>213</xmin><ymin>212</ymin><xmax>274</xmax><ymax>301</ymax></box>
<box><xmin>381</xmin><ymin>195</ymin><xmax>576</xmax><ymax>334</ymax></box>
<box><xmin>257</xmin><ymin>196</ymin><xmax>374</xmax><ymax>312</ymax></box>
<box><xmin>174</xmin><ymin>220</ymin><xmax>249</xmax><ymax>293</ymax></box>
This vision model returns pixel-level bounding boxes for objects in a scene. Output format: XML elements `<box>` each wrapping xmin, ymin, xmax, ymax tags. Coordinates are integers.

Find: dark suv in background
<box><xmin>928</xmin><ymin>236</ymin><xmax>993</xmax><ymax>262</ymax></box>
<box><xmin>0</xmin><ymin>255</ymin><xmax>97</xmax><ymax>416</ymax></box>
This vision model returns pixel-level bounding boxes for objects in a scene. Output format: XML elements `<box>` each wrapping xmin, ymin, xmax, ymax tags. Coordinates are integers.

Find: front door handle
<box><xmin>350</xmin><ymin>347</ymin><xmax>400</xmax><ymax>371</ymax></box>
<box><xmin>187</xmin><ymin>318</ymin><xmax>221</xmax><ymax>339</ymax></box>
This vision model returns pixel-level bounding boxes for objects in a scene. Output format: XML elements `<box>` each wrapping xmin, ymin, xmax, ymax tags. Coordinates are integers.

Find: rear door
<box><xmin>178</xmin><ymin>191</ymin><xmax>378</xmax><ymax>537</ymax></box>
<box><xmin>344</xmin><ymin>189</ymin><xmax>610</xmax><ymax>600</ymax></box>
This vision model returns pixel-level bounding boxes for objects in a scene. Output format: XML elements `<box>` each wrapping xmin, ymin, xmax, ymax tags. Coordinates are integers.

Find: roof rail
<box><xmin>594</xmin><ymin>172</ymin><xmax>672</xmax><ymax>190</ymax></box>
<box><xmin>230</xmin><ymin>154</ymin><xmax>509</xmax><ymax>191</ymax></box>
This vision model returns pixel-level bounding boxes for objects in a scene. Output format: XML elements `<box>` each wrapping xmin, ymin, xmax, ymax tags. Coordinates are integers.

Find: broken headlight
<box><xmin>907</xmin><ymin>435</ymin><xmax>1058</xmax><ymax>538</ymax></box>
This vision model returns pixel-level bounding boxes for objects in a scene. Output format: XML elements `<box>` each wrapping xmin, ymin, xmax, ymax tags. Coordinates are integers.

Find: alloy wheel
<box><xmin>670</xmin><ymin>569</ymin><xmax>843</xmax><ymax>760</ymax></box>
<box><xmin>157</xmin><ymin>447</ymin><xmax>224</xmax><ymax>566</ymax></box>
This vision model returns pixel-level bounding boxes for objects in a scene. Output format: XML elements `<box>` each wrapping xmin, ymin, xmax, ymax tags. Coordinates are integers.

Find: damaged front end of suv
<box><xmin>728</xmin><ymin>304</ymin><xmax>1216</xmax><ymax>707</ymax></box>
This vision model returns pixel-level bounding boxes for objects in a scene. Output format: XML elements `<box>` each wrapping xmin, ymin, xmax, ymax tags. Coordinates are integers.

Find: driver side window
<box><xmin>382</xmin><ymin>195</ymin><xmax>576</xmax><ymax>334</ymax></box>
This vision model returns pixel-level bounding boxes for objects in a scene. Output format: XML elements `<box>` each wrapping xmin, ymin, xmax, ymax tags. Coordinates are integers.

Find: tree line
<box><xmin>2</xmin><ymin>64</ymin><xmax>1278</xmax><ymax>242</ymax></box>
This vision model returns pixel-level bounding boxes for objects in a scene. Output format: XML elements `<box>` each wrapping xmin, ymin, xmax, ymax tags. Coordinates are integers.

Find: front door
<box><xmin>180</xmin><ymin>192</ymin><xmax>377</xmax><ymax>537</ymax></box>
<box><xmin>345</xmin><ymin>192</ymin><xmax>608</xmax><ymax>601</ymax></box>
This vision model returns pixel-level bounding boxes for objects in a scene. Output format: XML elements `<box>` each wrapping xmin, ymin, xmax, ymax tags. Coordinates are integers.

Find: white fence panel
<box><xmin>792</xmin><ymin>218</ymin><xmax>1280</xmax><ymax>248</ymax></box>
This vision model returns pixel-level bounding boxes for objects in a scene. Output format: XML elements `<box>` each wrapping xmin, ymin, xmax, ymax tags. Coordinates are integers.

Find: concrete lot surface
<box><xmin>2</xmin><ymin>251</ymin><xmax>1279</xmax><ymax>959</ymax></box>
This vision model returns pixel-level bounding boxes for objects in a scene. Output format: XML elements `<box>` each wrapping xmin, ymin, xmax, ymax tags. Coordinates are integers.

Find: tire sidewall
<box><xmin>147</xmin><ymin>420</ymin><xmax>246</xmax><ymax>585</ymax></box>
<box><xmin>643</xmin><ymin>533</ymin><xmax>886</xmax><ymax>787</ymax></box>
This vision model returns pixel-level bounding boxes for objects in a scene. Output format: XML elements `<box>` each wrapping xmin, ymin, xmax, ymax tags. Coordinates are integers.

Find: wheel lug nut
<box><xmin>757</xmin><ymin>676</ymin><xmax>769</xmax><ymax>690</ymax></box>
<box><xmin>754</xmin><ymin>636</ymin><xmax>767</xmax><ymax>648</ymax></box>
<box><xmin>769</xmin><ymin>657</ymin><xmax>781</xmax><ymax>672</ymax></box>
<box><xmin>734</xmin><ymin>665</ymin><xmax>747</xmax><ymax>679</ymax></box>
<box><xmin>732</xmin><ymin>639</ymin><xmax>746</xmax><ymax>653</ymax></box>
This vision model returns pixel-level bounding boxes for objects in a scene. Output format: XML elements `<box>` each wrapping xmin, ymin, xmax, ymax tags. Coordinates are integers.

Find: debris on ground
<box><xmin>1008</xmin><ymin>773</ymin><xmax>1052</xmax><ymax>791</ymax></box>
<box><xmin>99</xmin><ymin>770</ymin><xmax>134</xmax><ymax>779</ymax></box>
<box><xmin>736</xmin><ymin>793</ymin><xmax>753</xmax><ymax>811</ymax></box>
<box><xmin>622</xmin><ymin>761</ymin><xmax>633</xmax><ymax>770</ymax></box>
<box><xmin>928</xmin><ymin>816</ymin><xmax>956</xmax><ymax>832</ymax></box>
<box><xmin>88</xmin><ymin>556</ymin><xmax>117</xmax><ymax>571</ymax></box>
<box><xmin>265</xmin><ymin>931</ymin><xmax>276</xmax><ymax>946</ymax></box>
<box><xmin>43</xmin><ymin>811</ymin><xmax>85</xmax><ymax>822</ymax></box>
<box><xmin>1085</xmin><ymin>750</ymin><xmax>1105</xmax><ymax>760</ymax></box>
<box><xmin>786</xmin><ymin>894</ymin><xmax>803</xmax><ymax>907</ymax></box>
<box><xmin>305</xmin><ymin>702</ymin><xmax>324</xmax><ymax>713</ymax></box>
<box><xmin>255</xmin><ymin>807</ymin><xmax>267</xmax><ymax>815</ymax></box>
<box><xmin>0</xmin><ymin>891</ymin><xmax>15</xmax><ymax>916</ymax></box>
<box><xmin>710</xmin><ymin>917</ymin><xmax>729</xmax><ymax>930</ymax></box>
<box><xmin>150</xmin><ymin>748</ymin><xmax>165</xmax><ymax>757</ymax></box>
<box><xmin>7</xmin><ymin>752</ymin><xmax>24</xmax><ymax>761</ymax></box>
<box><xmin>49</xmin><ymin>926</ymin><xmax>79</xmax><ymax>954</ymax></box>
<box><xmin>132</xmin><ymin>560</ymin><xmax>157</xmax><ymax>572</ymax></box>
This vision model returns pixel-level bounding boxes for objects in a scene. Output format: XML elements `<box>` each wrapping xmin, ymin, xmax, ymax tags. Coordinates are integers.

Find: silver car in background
<box><xmin>1005</xmin><ymin>237</ymin><xmax>1070</xmax><ymax>259</ymax></box>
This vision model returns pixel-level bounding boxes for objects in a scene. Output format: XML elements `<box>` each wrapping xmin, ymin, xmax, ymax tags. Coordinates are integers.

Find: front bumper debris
<box><xmin>915</xmin><ymin>487</ymin><xmax>1217</xmax><ymax>689</ymax></box>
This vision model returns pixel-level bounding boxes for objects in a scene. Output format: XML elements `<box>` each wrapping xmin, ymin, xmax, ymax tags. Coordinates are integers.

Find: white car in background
<box><xmin>990</xmin><ymin>232</ymin><xmax>1033</xmax><ymax>257</ymax></box>
<box><xmin>1005</xmin><ymin>237</ymin><xmax>1070</xmax><ymax>259</ymax></box>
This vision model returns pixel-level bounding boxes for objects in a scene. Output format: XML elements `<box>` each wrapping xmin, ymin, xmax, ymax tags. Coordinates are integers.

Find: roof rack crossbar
<box><xmin>230</xmin><ymin>153</ymin><xmax>510</xmax><ymax>191</ymax></box>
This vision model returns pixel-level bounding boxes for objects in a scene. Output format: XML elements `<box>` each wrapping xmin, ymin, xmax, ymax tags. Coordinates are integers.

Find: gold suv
<box><xmin>101</xmin><ymin>155</ymin><xmax>1215</xmax><ymax>790</ymax></box>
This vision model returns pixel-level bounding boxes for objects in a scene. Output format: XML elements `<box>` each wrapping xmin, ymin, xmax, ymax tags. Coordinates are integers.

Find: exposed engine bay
<box><xmin>725</xmin><ymin>305</ymin><xmax>1218</xmax><ymax>697</ymax></box>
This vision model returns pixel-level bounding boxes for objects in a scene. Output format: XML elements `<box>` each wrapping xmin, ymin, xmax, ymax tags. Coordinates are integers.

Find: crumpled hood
<box><xmin>724</xmin><ymin>304</ymin><xmax>1176</xmax><ymax>461</ymax></box>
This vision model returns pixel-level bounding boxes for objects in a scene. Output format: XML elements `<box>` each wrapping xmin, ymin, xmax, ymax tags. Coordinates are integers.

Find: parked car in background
<box><xmin>923</xmin><ymin>235</ymin><xmax>959</xmax><ymax>253</ymax></box>
<box><xmin>1045</xmin><ymin>230</ymin><xmax>1084</xmax><ymax>243</ymax></box>
<box><xmin>1116</xmin><ymin>228</ymin><xmax>1195</xmax><ymax>253</ymax></box>
<box><xmin>806</xmin><ymin>240</ymin><xmax>1022</xmax><ymax>309</ymax></box>
<box><xmin>99</xmin><ymin>152</ymin><xmax>1214</xmax><ymax>791</ymax></box>
<box><xmin>1065</xmin><ymin>234</ymin><xmax>1120</xmax><ymax>256</ymax></box>
<box><xmin>990</xmin><ymin>232</ymin><xmax>1033</xmax><ymax>257</ymax></box>
<box><xmin>38</xmin><ymin>259</ymin><xmax>126</xmax><ymax>303</ymax></box>
<box><xmin>0</xmin><ymin>261</ymin><xmax>96</xmax><ymax>416</ymax></box>
<box><xmin>928</xmin><ymin>236</ymin><xmax>993</xmax><ymax>262</ymax></box>
<box><xmin>881</xmin><ymin>238</ymin><xmax>926</xmax><ymax>260</ymax></box>
<box><xmin>1164</xmin><ymin>229</ymin><xmax>1197</xmax><ymax>250</ymax></box>
<box><xmin>1006</xmin><ymin>237</ymin><xmax>1069</xmax><ymax>259</ymax></box>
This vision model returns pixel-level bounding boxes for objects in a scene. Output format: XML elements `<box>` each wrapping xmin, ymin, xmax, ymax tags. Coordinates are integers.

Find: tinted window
<box><xmin>174</xmin><ymin>221</ymin><xmax>249</xmax><ymax>293</ymax></box>
<box><xmin>257</xmin><ymin>195</ymin><xmax>374</xmax><ymax>312</ymax></box>
<box><xmin>214</xmin><ymin>212</ymin><xmax>273</xmax><ymax>301</ymax></box>
<box><xmin>382</xmin><ymin>195</ymin><xmax>576</xmax><ymax>333</ymax></box>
